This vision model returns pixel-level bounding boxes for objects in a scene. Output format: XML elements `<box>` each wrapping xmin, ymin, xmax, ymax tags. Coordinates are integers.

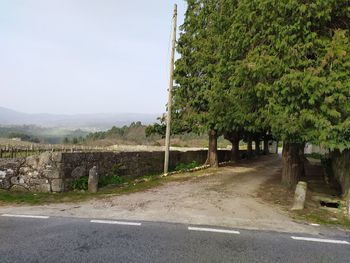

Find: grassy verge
<box><xmin>257</xmin><ymin>175</ymin><xmax>350</xmax><ymax>230</ymax></box>
<box><xmin>0</xmin><ymin>167</ymin><xmax>218</xmax><ymax>206</ymax></box>
<box><xmin>292</xmin><ymin>208</ymin><xmax>350</xmax><ymax>229</ymax></box>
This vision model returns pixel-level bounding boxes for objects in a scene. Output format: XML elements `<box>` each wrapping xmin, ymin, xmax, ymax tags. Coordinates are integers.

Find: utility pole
<box><xmin>164</xmin><ymin>4</ymin><xmax>177</xmax><ymax>175</ymax></box>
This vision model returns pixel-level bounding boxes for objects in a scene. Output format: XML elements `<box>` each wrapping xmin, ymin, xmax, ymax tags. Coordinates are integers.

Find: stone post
<box><xmin>291</xmin><ymin>181</ymin><xmax>307</xmax><ymax>210</ymax></box>
<box><xmin>88</xmin><ymin>166</ymin><xmax>99</xmax><ymax>193</ymax></box>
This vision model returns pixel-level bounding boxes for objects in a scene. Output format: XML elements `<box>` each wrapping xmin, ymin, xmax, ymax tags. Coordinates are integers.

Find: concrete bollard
<box><xmin>291</xmin><ymin>181</ymin><xmax>307</xmax><ymax>211</ymax></box>
<box><xmin>88</xmin><ymin>166</ymin><xmax>99</xmax><ymax>193</ymax></box>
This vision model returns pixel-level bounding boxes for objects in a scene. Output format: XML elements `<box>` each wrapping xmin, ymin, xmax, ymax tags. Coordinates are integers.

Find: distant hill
<box><xmin>0</xmin><ymin>106</ymin><xmax>159</xmax><ymax>130</ymax></box>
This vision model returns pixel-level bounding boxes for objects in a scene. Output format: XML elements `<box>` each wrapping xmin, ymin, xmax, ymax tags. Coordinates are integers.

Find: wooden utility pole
<box><xmin>164</xmin><ymin>4</ymin><xmax>177</xmax><ymax>175</ymax></box>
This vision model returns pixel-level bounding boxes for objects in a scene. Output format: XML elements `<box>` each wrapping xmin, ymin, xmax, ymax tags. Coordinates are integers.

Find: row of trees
<box><xmin>86</xmin><ymin>122</ymin><xmax>145</xmax><ymax>141</ymax></box>
<box><xmin>153</xmin><ymin>0</ymin><xmax>349</xmax><ymax>188</ymax></box>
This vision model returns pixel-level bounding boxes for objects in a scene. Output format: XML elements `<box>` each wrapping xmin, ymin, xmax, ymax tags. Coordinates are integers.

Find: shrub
<box><xmin>98</xmin><ymin>163</ymin><xmax>125</xmax><ymax>188</ymax></box>
<box><xmin>71</xmin><ymin>176</ymin><xmax>88</xmax><ymax>191</ymax></box>
<box><xmin>174</xmin><ymin>161</ymin><xmax>199</xmax><ymax>172</ymax></box>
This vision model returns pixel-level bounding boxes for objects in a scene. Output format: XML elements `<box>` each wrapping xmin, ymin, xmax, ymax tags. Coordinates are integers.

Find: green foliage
<box><xmin>70</xmin><ymin>164</ymin><xmax>125</xmax><ymax>190</ymax></box>
<box><xmin>7</xmin><ymin>132</ymin><xmax>40</xmax><ymax>143</ymax></box>
<box><xmin>172</xmin><ymin>0</ymin><xmax>350</xmax><ymax>152</ymax></box>
<box><xmin>145</xmin><ymin>122</ymin><xmax>166</xmax><ymax>137</ymax></box>
<box><xmin>99</xmin><ymin>163</ymin><xmax>125</xmax><ymax>187</ymax></box>
<box><xmin>173</xmin><ymin>0</ymin><xmax>223</xmax><ymax>134</ymax></box>
<box><xmin>70</xmin><ymin>176</ymin><xmax>89</xmax><ymax>191</ymax></box>
<box><xmin>174</xmin><ymin>161</ymin><xmax>200</xmax><ymax>172</ymax></box>
<box><xmin>233</xmin><ymin>0</ymin><xmax>350</xmax><ymax>149</ymax></box>
<box><xmin>86</xmin><ymin>122</ymin><xmax>159</xmax><ymax>144</ymax></box>
<box><xmin>98</xmin><ymin>175</ymin><xmax>124</xmax><ymax>188</ymax></box>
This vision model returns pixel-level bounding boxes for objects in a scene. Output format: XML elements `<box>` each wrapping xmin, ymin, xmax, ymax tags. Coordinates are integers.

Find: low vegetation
<box><xmin>84</xmin><ymin>121</ymin><xmax>231</xmax><ymax>148</ymax></box>
<box><xmin>173</xmin><ymin>161</ymin><xmax>200</xmax><ymax>172</ymax></box>
<box><xmin>257</xmin><ymin>169</ymin><xmax>350</xmax><ymax>230</ymax></box>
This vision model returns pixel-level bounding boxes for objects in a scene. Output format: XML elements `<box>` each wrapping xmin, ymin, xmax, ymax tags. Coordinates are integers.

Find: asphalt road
<box><xmin>0</xmin><ymin>215</ymin><xmax>349</xmax><ymax>263</ymax></box>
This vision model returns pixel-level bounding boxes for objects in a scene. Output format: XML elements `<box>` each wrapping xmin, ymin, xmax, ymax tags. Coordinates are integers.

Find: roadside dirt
<box><xmin>0</xmin><ymin>155</ymin><xmax>317</xmax><ymax>233</ymax></box>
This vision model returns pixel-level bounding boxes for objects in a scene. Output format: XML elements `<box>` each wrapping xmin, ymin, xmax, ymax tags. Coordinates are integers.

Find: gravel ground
<box><xmin>0</xmin><ymin>155</ymin><xmax>317</xmax><ymax>233</ymax></box>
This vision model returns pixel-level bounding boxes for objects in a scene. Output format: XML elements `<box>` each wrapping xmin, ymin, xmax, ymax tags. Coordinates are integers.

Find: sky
<box><xmin>0</xmin><ymin>0</ymin><xmax>186</xmax><ymax>114</ymax></box>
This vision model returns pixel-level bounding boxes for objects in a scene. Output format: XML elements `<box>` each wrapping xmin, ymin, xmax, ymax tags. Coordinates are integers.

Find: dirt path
<box><xmin>0</xmin><ymin>155</ymin><xmax>315</xmax><ymax>233</ymax></box>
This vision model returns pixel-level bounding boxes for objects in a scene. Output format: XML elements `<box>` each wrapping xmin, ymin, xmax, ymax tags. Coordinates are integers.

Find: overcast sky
<box><xmin>0</xmin><ymin>0</ymin><xmax>186</xmax><ymax>114</ymax></box>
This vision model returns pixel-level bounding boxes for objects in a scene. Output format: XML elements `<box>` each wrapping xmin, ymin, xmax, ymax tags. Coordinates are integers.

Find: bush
<box><xmin>98</xmin><ymin>163</ymin><xmax>125</xmax><ymax>188</ymax></box>
<box><xmin>71</xmin><ymin>176</ymin><xmax>89</xmax><ymax>191</ymax></box>
<box><xmin>70</xmin><ymin>163</ymin><xmax>125</xmax><ymax>191</ymax></box>
<box><xmin>174</xmin><ymin>161</ymin><xmax>199</xmax><ymax>172</ymax></box>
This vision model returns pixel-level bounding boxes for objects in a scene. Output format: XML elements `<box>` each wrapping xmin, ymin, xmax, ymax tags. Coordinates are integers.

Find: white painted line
<box><xmin>310</xmin><ymin>223</ymin><xmax>320</xmax><ymax>226</ymax></box>
<box><xmin>1</xmin><ymin>214</ymin><xmax>49</xmax><ymax>219</ymax></box>
<box><xmin>90</xmin><ymin>220</ymin><xmax>141</xmax><ymax>226</ymax></box>
<box><xmin>188</xmin><ymin>226</ymin><xmax>240</xmax><ymax>235</ymax></box>
<box><xmin>291</xmin><ymin>236</ymin><xmax>349</xmax><ymax>245</ymax></box>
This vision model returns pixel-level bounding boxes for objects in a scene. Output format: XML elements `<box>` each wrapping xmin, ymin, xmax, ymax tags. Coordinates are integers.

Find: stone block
<box><xmin>10</xmin><ymin>184</ymin><xmax>29</xmax><ymax>192</ymax></box>
<box><xmin>19</xmin><ymin>167</ymin><xmax>32</xmax><ymax>174</ymax></box>
<box><xmin>43</xmin><ymin>169</ymin><xmax>61</xmax><ymax>179</ymax></box>
<box><xmin>29</xmin><ymin>179</ymin><xmax>49</xmax><ymax>186</ymax></box>
<box><xmin>38</xmin><ymin>152</ymin><xmax>52</xmax><ymax>168</ymax></box>
<box><xmin>88</xmin><ymin>166</ymin><xmax>99</xmax><ymax>193</ymax></box>
<box><xmin>71</xmin><ymin>166</ymin><xmax>86</xmax><ymax>179</ymax></box>
<box><xmin>291</xmin><ymin>181</ymin><xmax>307</xmax><ymax>210</ymax></box>
<box><xmin>11</xmin><ymin>176</ymin><xmax>25</xmax><ymax>185</ymax></box>
<box><xmin>26</xmin><ymin>155</ymin><xmax>40</xmax><ymax>169</ymax></box>
<box><xmin>31</xmin><ymin>184</ymin><xmax>51</xmax><ymax>193</ymax></box>
<box><xmin>51</xmin><ymin>179</ymin><xmax>64</xmax><ymax>192</ymax></box>
<box><xmin>51</xmin><ymin>153</ymin><xmax>63</xmax><ymax>163</ymax></box>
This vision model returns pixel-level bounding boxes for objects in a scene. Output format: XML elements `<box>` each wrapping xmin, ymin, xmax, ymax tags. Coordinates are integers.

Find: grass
<box><xmin>0</xmin><ymin>167</ymin><xmax>218</xmax><ymax>206</ymax></box>
<box><xmin>293</xmin><ymin>208</ymin><xmax>350</xmax><ymax>229</ymax></box>
<box><xmin>172</xmin><ymin>161</ymin><xmax>200</xmax><ymax>172</ymax></box>
<box><xmin>257</xmin><ymin>174</ymin><xmax>350</xmax><ymax>230</ymax></box>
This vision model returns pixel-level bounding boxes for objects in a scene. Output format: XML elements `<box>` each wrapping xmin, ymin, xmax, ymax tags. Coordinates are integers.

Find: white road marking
<box><xmin>1</xmin><ymin>214</ymin><xmax>49</xmax><ymax>219</ymax></box>
<box><xmin>90</xmin><ymin>220</ymin><xmax>141</xmax><ymax>226</ymax></box>
<box><xmin>188</xmin><ymin>226</ymin><xmax>240</xmax><ymax>235</ymax></box>
<box><xmin>291</xmin><ymin>236</ymin><xmax>349</xmax><ymax>245</ymax></box>
<box><xmin>310</xmin><ymin>223</ymin><xmax>320</xmax><ymax>226</ymax></box>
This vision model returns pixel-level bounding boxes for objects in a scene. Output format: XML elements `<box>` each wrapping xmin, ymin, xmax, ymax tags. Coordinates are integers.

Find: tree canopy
<box><xmin>160</xmin><ymin>0</ymin><xmax>350</xmax><ymax>184</ymax></box>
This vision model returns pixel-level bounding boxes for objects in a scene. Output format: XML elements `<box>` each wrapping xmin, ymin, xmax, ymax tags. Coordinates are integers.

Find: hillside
<box><xmin>84</xmin><ymin>122</ymin><xmax>230</xmax><ymax>148</ymax></box>
<box><xmin>0</xmin><ymin>106</ymin><xmax>159</xmax><ymax>130</ymax></box>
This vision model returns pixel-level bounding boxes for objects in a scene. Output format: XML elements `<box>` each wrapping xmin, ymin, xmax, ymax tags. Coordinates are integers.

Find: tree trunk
<box><xmin>263</xmin><ymin>138</ymin><xmax>269</xmax><ymax>155</ymax></box>
<box><xmin>247</xmin><ymin>139</ymin><xmax>253</xmax><ymax>157</ymax></box>
<box><xmin>231</xmin><ymin>134</ymin><xmax>240</xmax><ymax>162</ymax></box>
<box><xmin>224</xmin><ymin>132</ymin><xmax>240</xmax><ymax>162</ymax></box>
<box><xmin>282</xmin><ymin>142</ymin><xmax>305</xmax><ymax>188</ymax></box>
<box><xmin>205</xmin><ymin>130</ymin><xmax>219</xmax><ymax>168</ymax></box>
<box><xmin>299</xmin><ymin>143</ymin><xmax>306</xmax><ymax>178</ymax></box>
<box><xmin>255</xmin><ymin>140</ymin><xmax>260</xmax><ymax>154</ymax></box>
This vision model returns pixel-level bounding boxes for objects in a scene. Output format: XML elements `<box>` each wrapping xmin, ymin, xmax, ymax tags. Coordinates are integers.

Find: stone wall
<box><xmin>0</xmin><ymin>150</ymin><xmax>231</xmax><ymax>193</ymax></box>
<box><xmin>330</xmin><ymin>149</ymin><xmax>350</xmax><ymax>197</ymax></box>
<box><xmin>0</xmin><ymin>152</ymin><xmax>63</xmax><ymax>192</ymax></box>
